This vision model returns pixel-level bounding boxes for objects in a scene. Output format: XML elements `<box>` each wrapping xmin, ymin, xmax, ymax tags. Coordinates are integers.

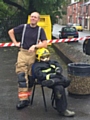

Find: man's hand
<box><xmin>28</xmin><ymin>45</ymin><xmax>36</xmax><ymax>52</ymax></box>
<box><xmin>14</xmin><ymin>42</ymin><xmax>20</xmax><ymax>47</ymax></box>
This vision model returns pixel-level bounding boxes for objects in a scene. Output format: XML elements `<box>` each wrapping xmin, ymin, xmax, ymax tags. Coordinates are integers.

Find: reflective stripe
<box><xmin>46</xmin><ymin>74</ymin><xmax>50</xmax><ymax>80</ymax></box>
<box><xmin>55</xmin><ymin>67</ymin><xmax>60</xmax><ymax>70</ymax></box>
<box><xmin>50</xmin><ymin>64</ymin><xmax>56</xmax><ymax>68</ymax></box>
<box><xmin>18</xmin><ymin>91</ymin><xmax>32</xmax><ymax>98</ymax></box>
<box><xmin>42</xmin><ymin>68</ymin><xmax>51</xmax><ymax>73</ymax></box>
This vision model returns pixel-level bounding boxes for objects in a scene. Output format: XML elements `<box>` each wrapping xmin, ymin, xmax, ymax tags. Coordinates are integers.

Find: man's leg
<box><xmin>53</xmin><ymin>85</ymin><xmax>75</xmax><ymax>117</ymax></box>
<box><xmin>53</xmin><ymin>85</ymin><xmax>67</xmax><ymax>112</ymax></box>
<box><xmin>16</xmin><ymin>72</ymin><xmax>30</xmax><ymax>109</ymax></box>
<box><xmin>59</xmin><ymin>75</ymin><xmax>71</xmax><ymax>88</ymax></box>
<box><xmin>42</xmin><ymin>77</ymin><xmax>70</xmax><ymax>88</ymax></box>
<box><xmin>15</xmin><ymin>50</ymin><xmax>35</xmax><ymax>110</ymax></box>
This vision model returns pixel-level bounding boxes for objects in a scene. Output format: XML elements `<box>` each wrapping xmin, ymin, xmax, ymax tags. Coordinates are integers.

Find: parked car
<box><xmin>59</xmin><ymin>26</ymin><xmax>79</xmax><ymax>39</ymax></box>
<box><xmin>83</xmin><ymin>36</ymin><xmax>90</xmax><ymax>55</ymax></box>
<box><xmin>73</xmin><ymin>23</ymin><xmax>83</xmax><ymax>31</ymax></box>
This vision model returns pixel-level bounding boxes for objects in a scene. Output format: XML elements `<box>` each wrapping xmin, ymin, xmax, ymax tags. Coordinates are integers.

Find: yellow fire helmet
<box><xmin>36</xmin><ymin>48</ymin><xmax>50</xmax><ymax>61</ymax></box>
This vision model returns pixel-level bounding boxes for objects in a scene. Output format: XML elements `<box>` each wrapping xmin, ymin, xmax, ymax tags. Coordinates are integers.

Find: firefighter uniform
<box><xmin>32</xmin><ymin>48</ymin><xmax>75</xmax><ymax>117</ymax></box>
<box><xmin>16</xmin><ymin>48</ymin><xmax>36</xmax><ymax>100</ymax></box>
<box><xmin>13</xmin><ymin>24</ymin><xmax>47</xmax><ymax>109</ymax></box>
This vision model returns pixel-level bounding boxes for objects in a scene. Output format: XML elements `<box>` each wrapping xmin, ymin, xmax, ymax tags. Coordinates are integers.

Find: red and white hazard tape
<box><xmin>0</xmin><ymin>36</ymin><xmax>90</xmax><ymax>48</ymax></box>
<box><xmin>47</xmin><ymin>36</ymin><xmax>90</xmax><ymax>44</ymax></box>
<box><xmin>0</xmin><ymin>42</ymin><xmax>14</xmax><ymax>48</ymax></box>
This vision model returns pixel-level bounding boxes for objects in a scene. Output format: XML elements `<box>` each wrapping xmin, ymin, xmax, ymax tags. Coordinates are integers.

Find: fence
<box><xmin>0</xmin><ymin>17</ymin><xmax>27</xmax><ymax>42</ymax></box>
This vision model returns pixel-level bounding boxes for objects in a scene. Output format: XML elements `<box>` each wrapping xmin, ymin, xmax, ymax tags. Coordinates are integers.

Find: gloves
<box><xmin>46</xmin><ymin>73</ymin><xmax>56</xmax><ymax>80</ymax></box>
<box><xmin>55</xmin><ymin>67</ymin><xmax>61</xmax><ymax>75</ymax></box>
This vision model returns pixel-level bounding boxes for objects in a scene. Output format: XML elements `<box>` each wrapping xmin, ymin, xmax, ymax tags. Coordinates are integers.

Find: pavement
<box><xmin>0</xmin><ymin>46</ymin><xmax>67</xmax><ymax>120</ymax></box>
<box><xmin>52</xmin><ymin>24</ymin><xmax>90</xmax><ymax>120</ymax></box>
<box><xmin>52</xmin><ymin>23</ymin><xmax>90</xmax><ymax>63</ymax></box>
<box><xmin>52</xmin><ymin>42</ymin><xmax>90</xmax><ymax>120</ymax></box>
<box><xmin>0</xmin><ymin>41</ymin><xmax>90</xmax><ymax>119</ymax></box>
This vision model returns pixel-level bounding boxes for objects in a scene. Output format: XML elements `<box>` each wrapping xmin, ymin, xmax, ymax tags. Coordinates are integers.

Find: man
<box><xmin>32</xmin><ymin>48</ymin><xmax>75</xmax><ymax>117</ymax></box>
<box><xmin>8</xmin><ymin>12</ymin><xmax>47</xmax><ymax>110</ymax></box>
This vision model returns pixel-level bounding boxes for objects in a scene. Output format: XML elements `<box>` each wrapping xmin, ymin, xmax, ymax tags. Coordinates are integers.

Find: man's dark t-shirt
<box><xmin>14</xmin><ymin>24</ymin><xmax>47</xmax><ymax>49</ymax></box>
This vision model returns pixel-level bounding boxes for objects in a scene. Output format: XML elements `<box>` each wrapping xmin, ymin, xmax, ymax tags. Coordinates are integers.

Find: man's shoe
<box><xmin>61</xmin><ymin>109</ymin><xmax>75</xmax><ymax>117</ymax></box>
<box><xmin>42</xmin><ymin>79</ymin><xmax>54</xmax><ymax>87</ymax></box>
<box><xmin>16</xmin><ymin>100</ymin><xmax>30</xmax><ymax>110</ymax></box>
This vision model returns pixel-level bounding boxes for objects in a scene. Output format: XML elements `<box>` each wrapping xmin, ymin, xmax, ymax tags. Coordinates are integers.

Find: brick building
<box><xmin>67</xmin><ymin>0</ymin><xmax>90</xmax><ymax>30</ymax></box>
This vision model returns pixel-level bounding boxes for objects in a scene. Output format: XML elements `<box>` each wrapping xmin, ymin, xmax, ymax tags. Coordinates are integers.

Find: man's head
<box><xmin>36</xmin><ymin>48</ymin><xmax>50</xmax><ymax>62</ymax></box>
<box><xmin>30</xmin><ymin>12</ymin><xmax>40</xmax><ymax>27</ymax></box>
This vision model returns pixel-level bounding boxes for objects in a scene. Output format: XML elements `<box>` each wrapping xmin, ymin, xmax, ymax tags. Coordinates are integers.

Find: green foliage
<box><xmin>30</xmin><ymin>0</ymin><xmax>69</xmax><ymax>24</ymax></box>
<box><xmin>1</xmin><ymin>0</ymin><xmax>70</xmax><ymax>23</ymax></box>
<box><xmin>0</xmin><ymin>0</ymin><xmax>16</xmax><ymax>18</ymax></box>
<box><xmin>0</xmin><ymin>0</ymin><xmax>71</xmax><ymax>41</ymax></box>
<box><xmin>0</xmin><ymin>0</ymin><xmax>71</xmax><ymax>25</ymax></box>
<box><xmin>62</xmin><ymin>11</ymin><xmax>66</xmax><ymax>15</ymax></box>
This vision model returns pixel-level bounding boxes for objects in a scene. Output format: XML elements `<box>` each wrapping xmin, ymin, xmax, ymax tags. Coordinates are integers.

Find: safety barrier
<box><xmin>0</xmin><ymin>42</ymin><xmax>14</xmax><ymax>47</ymax></box>
<box><xmin>0</xmin><ymin>36</ymin><xmax>90</xmax><ymax>48</ymax></box>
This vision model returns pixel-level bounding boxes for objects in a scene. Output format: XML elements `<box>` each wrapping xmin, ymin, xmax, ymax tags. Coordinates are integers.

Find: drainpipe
<box><xmin>82</xmin><ymin>0</ymin><xmax>84</xmax><ymax>27</ymax></box>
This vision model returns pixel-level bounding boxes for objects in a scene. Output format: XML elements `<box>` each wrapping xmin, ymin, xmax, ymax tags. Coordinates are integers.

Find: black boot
<box><xmin>16</xmin><ymin>100</ymin><xmax>30</xmax><ymax>110</ymax></box>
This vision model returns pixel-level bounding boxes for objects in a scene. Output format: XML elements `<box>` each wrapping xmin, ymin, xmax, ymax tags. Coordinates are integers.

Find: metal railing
<box><xmin>0</xmin><ymin>17</ymin><xmax>27</xmax><ymax>42</ymax></box>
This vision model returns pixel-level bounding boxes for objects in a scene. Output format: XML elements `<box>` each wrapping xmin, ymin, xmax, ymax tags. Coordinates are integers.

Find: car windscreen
<box><xmin>63</xmin><ymin>27</ymin><xmax>76</xmax><ymax>32</ymax></box>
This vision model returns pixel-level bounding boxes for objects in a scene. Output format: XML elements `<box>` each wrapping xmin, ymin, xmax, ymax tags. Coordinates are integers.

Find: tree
<box><xmin>2</xmin><ymin>0</ymin><xmax>70</xmax><ymax>23</ymax></box>
<box><xmin>0</xmin><ymin>0</ymin><xmax>70</xmax><ymax>40</ymax></box>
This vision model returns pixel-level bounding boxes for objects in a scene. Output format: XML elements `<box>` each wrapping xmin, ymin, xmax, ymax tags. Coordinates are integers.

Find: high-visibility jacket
<box><xmin>32</xmin><ymin>60</ymin><xmax>63</xmax><ymax>81</ymax></box>
<box><xmin>32</xmin><ymin>60</ymin><xmax>69</xmax><ymax>113</ymax></box>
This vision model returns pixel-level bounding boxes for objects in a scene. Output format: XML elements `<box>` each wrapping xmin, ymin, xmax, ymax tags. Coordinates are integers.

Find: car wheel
<box><xmin>59</xmin><ymin>35</ymin><xmax>62</xmax><ymax>39</ymax></box>
<box><xmin>83</xmin><ymin>39</ymin><xmax>90</xmax><ymax>55</ymax></box>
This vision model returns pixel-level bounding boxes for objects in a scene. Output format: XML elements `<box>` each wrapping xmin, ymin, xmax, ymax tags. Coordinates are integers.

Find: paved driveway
<box><xmin>0</xmin><ymin>46</ymin><xmax>90</xmax><ymax>120</ymax></box>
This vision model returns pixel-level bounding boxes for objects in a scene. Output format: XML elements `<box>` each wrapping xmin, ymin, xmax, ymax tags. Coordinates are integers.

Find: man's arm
<box><xmin>32</xmin><ymin>63</ymin><xmax>47</xmax><ymax>81</ymax></box>
<box><xmin>35</xmin><ymin>40</ymin><xmax>47</xmax><ymax>48</ymax></box>
<box><xmin>8</xmin><ymin>29</ymin><xmax>20</xmax><ymax>47</ymax></box>
<box><xmin>28</xmin><ymin>40</ymin><xmax>47</xmax><ymax>52</ymax></box>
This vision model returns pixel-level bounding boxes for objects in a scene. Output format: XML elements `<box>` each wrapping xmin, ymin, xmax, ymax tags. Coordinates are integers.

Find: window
<box><xmin>63</xmin><ymin>27</ymin><xmax>76</xmax><ymax>32</ymax></box>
